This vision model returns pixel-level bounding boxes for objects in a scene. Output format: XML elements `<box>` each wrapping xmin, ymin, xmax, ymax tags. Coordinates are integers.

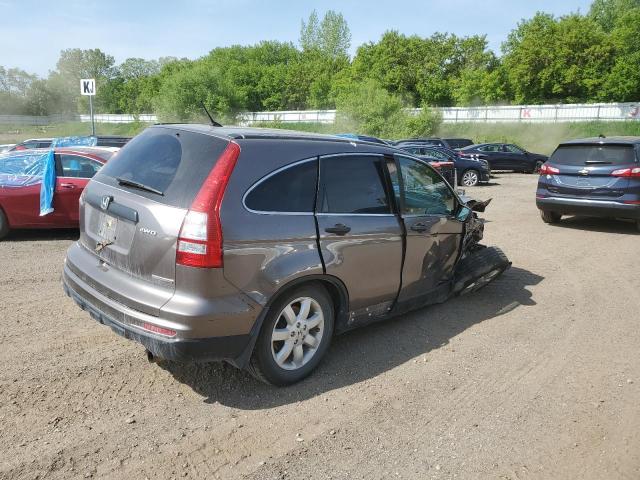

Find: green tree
<box><xmin>300</xmin><ymin>10</ymin><xmax>351</xmax><ymax>59</ymax></box>
<box><xmin>502</xmin><ymin>13</ymin><xmax>614</xmax><ymax>103</ymax></box>
<box><xmin>589</xmin><ymin>0</ymin><xmax>640</xmax><ymax>31</ymax></box>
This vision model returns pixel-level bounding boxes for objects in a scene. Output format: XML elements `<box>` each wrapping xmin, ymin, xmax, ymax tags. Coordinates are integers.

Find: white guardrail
<box><xmin>2</xmin><ymin>102</ymin><xmax>640</xmax><ymax>125</ymax></box>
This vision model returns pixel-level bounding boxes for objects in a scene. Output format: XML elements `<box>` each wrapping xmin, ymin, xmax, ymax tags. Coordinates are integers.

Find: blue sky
<box><xmin>2</xmin><ymin>0</ymin><xmax>593</xmax><ymax>76</ymax></box>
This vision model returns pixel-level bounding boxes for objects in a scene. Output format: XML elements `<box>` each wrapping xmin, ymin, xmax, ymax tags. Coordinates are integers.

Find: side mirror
<box><xmin>456</xmin><ymin>205</ymin><xmax>472</xmax><ymax>222</ymax></box>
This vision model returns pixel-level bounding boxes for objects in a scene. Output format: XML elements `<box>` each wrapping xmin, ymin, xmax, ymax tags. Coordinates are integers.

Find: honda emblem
<box><xmin>101</xmin><ymin>195</ymin><xmax>113</xmax><ymax>210</ymax></box>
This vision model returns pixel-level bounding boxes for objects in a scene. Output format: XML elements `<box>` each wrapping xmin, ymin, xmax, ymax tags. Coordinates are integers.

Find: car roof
<box><xmin>155</xmin><ymin>124</ymin><xmax>356</xmax><ymax>142</ymax></box>
<box><xmin>559</xmin><ymin>136</ymin><xmax>640</xmax><ymax>146</ymax></box>
<box><xmin>20</xmin><ymin>138</ymin><xmax>53</xmax><ymax>143</ymax></box>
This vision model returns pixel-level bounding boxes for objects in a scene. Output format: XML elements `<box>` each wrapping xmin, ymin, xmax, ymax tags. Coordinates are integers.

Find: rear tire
<box><xmin>0</xmin><ymin>209</ymin><xmax>9</xmax><ymax>240</ymax></box>
<box><xmin>453</xmin><ymin>246</ymin><xmax>511</xmax><ymax>295</ymax></box>
<box><xmin>540</xmin><ymin>210</ymin><xmax>561</xmax><ymax>224</ymax></box>
<box><xmin>248</xmin><ymin>284</ymin><xmax>334</xmax><ymax>386</ymax></box>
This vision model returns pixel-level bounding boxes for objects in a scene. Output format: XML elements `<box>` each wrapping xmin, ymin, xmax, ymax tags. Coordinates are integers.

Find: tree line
<box><xmin>1</xmin><ymin>0</ymin><xmax>639</xmax><ymax>125</ymax></box>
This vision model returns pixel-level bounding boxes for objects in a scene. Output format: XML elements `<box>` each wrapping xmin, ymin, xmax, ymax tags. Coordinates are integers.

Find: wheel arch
<box><xmin>231</xmin><ymin>274</ymin><xmax>350</xmax><ymax>369</ymax></box>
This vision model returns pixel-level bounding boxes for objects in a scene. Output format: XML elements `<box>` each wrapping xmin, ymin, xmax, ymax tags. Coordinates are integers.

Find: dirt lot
<box><xmin>1</xmin><ymin>174</ymin><xmax>638</xmax><ymax>480</ymax></box>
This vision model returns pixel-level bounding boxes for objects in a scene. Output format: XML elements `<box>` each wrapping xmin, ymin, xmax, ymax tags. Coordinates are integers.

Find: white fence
<box><xmin>0</xmin><ymin>113</ymin><xmax>158</xmax><ymax>125</ymax></box>
<box><xmin>237</xmin><ymin>103</ymin><xmax>640</xmax><ymax>124</ymax></box>
<box><xmin>2</xmin><ymin>102</ymin><xmax>640</xmax><ymax>126</ymax></box>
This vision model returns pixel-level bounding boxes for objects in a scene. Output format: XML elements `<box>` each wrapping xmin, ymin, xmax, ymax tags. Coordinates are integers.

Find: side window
<box><xmin>504</xmin><ymin>144</ymin><xmax>524</xmax><ymax>154</ymax></box>
<box><xmin>245</xmin><ymin>159</ymin><xmax>318</xmax><ymax>213</ymax></box>
<box><xmin>319</xmin><ymin>155</ymin><xmax>390</xmax><ymax>214</ymax></box>
<box><xmin>427</xmin><ymin>149</ymin><xmax>447</xmax><ymax>160</ymax></box>
<box><xmin>60</xmin><ymin>154</ymin><xmax>102</xmax><ymax>179</ymax></box>
<box><xmin>479</xmin><ymin>144</ymin><xmax>501</xmax><ymax>153</ymax></box>
<box><xmin>393</xmin><ymin>156</ymin><xmax>456</xmax><ymax>216</ymax></box>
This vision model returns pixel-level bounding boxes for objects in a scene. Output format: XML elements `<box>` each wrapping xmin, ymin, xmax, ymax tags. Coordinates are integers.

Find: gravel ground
<box><xmin>1</xmin><ymin>173</ymin><xmax>638</xmax><ymax>480</ymax></box>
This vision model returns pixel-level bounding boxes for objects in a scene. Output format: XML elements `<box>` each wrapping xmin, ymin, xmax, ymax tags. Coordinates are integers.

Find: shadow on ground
<box><xmin>162</xmin><ymin>266</ymin><xmax>543</xmax><ymax>409</ymax></box>
<box><xmin>4</xmin><ymin>228</ymin><xmax>79</xmax><ymax>242</ymax></box>
<box><xmin>551</xmin><ymin>216</ymin><xmax>638</xmax><ymax>235</ymax></box>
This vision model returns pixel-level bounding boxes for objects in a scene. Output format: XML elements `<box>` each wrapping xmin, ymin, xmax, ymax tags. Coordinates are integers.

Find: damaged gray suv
<box><xmin>63</xmin><ymin>125</ymin><xmax>510</xmax><ymax>385</ymax></box>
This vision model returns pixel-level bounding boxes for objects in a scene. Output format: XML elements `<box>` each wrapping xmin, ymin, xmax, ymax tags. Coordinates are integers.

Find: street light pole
<box><xmin>89</xmin><ymin>94</ymin><xmax>95</xmax><ymax>136</ymax></box>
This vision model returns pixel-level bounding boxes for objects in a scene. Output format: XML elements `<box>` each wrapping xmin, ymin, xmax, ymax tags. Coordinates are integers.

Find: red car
<box><xmin>0</xmin><ymin>147</ymin><xmax>117</xmax><ymax>239</ymax></box>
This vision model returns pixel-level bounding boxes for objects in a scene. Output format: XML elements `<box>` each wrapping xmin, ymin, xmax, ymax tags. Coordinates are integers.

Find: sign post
<box><xmin>80</xmin><ymin>79</ymin><xmax>96</xmax><ymax>136</ymax></box>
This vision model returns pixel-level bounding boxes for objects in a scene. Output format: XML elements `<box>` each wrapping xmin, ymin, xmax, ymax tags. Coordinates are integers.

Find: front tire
<box><xmin>460</xmin><ymin>169</ymin><xmax>480</xmax><ymax>187</ymax></box>
<box><xmin>248</xmin><ymin>284</ymin><xmax>334</xmax><ymax>386</ymax></box>
<box><xmin>540</xmin><ymin>210</ymin><xmax>561</xmax><ymax>224</ymax></box>
<box><xmin>0</xmin><ymin>209</ymin><xmax>9</xmax><ymax>240</ymax></box>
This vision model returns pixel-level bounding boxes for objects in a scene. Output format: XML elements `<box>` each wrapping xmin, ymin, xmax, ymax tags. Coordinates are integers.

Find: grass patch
<box><xmin>0</xmin><ymin>122</ymin><xmax>149</xmax><ymax>144</ymax></box>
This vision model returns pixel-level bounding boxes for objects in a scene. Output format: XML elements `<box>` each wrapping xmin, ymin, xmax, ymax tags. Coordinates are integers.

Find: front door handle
<box><xmin>59</xmin><ymin>183</ymin><xmax>77</xmax><ymax>189</ymax></box>
<box><xmin>410</xmin><ymin>222</ymin><xmax>429</xmax><ymax>232</ymax></box>
<box><xmin>324</xmin><ymin>223</ymin><xmax>351</xmax><ymax>235</ymax></box>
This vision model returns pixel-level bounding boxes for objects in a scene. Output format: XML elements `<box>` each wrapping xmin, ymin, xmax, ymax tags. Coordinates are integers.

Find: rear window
<box><xmin>445</xmin><ymin>139</ymin><xmax>472</xmax><ymax>149</ymax></box>
<box><xmin>551</xmin><ymin>145</ymin><xmax>637</xmax><ymax>166</ymax></box>
<box><xmin>96</xmin><ymin>127</ymin><xmax>229</xmax><ymax>208</ymax></box>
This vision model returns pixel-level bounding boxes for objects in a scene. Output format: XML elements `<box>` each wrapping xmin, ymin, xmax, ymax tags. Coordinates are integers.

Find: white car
<box><xmin>0</xmin><ymin>144</ymin><xmax>16</xmax><ymax>153</ymax></box>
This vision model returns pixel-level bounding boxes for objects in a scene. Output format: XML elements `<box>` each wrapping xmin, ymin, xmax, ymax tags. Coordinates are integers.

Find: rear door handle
<box><xmin>324</xmin><ymin>223</ymin><xmax>351</xmax><ymax>235</ymax></box>
<box><xmin>410</xmin><ymin>222</ymin><xmax>429</xmax><ymax>232</ymax></box>
<box><xmin>60</xmin><ymin>183</ymin><xmax>77</xmax><ymax>189</ymax></box>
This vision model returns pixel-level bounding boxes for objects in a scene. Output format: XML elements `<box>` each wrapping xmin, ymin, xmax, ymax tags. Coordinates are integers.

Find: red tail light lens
<box><xmin>611</xmin><ymin>167</ymin><xmax>640</xmax><ymax>177</ymax></box>
<box><xmin>176</xmin><ymin>142</ymin><xmax>241</xmax><ymax>268</ymax></box>
<box><xmin>539</xmin><ymin>164</ymin><xmax>559</xmax><ymax>175</ymax></box>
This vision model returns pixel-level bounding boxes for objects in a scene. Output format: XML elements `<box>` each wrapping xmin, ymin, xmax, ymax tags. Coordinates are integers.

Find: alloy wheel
<box><xmin>270</xmin><ymin>297</ymin><xmax>325</xmax><ymax>371</ymax></box>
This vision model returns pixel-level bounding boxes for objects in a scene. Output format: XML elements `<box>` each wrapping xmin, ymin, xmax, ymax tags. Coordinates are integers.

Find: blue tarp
<box><xmin>39</xmin><ymin>149</ymin><xmax>56</xmax><ymax>216</ymax></box>
<box><xmin>0</xmin><ymin>150</ymin><xmax>49</xmax><ymax>187</ymax></box>
<box><xmin>51</xmin><ymin>135</ymin><xmax>97</xmax><ymax>148</ymax></box>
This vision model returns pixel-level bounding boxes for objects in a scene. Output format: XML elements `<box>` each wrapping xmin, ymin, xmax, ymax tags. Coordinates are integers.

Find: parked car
<box><xmin>9</xmin><ymin>138</ymin><xmax>53</xmax><ymax>151</ymax></box>
<box><xmin>9</xmin><ymin>135</ymin><xmax>131</xmax><ymax>151</ymax></box>
<box><xmin>0</xmin><ymin>147</ymin><xmax>116</xmax><ymax>239</ymax></box>
<box><xmin>62</xmin><ymin>125</ymin><xmax>510</xmax><ymax>385</ymax></box>
<box><xmin>334</xmin><ymin>133</ymin><xmax>390</xmax><ymax>145</ymax></box>
<box><xmin>536</xmin><ymin>136</ymin><xmax>640</xmax><ymax>230</ymax></box>
<box><xmin>0</xmin><ymin>144</ymin><xmax>15</xmax><ymax>153</ymax></box>
<box><xmin>394</xmin><ymin>137</ymin><xmax>474</xmax><ymax>150</ymax></box>
<box><xmin>459</xmin><ymin>143</ymin><xmax>547</xmax><ymax>173</ymax></box>
<box><xmin>95</xmin><ymin>135</ymin><xmax>132</xmax><ymax>148</ymax></box>
<box><xmin>399</xmin><ymin>144</ymin><xmax>491</xmax><ymax>187</ymax></box>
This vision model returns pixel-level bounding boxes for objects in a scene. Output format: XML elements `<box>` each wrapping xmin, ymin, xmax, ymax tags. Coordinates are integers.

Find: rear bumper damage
<box><xmin>537</xmin><ymin>197</ymin><xmax>640</xmax><ymax>220</ymax></box>
<box><xmin>62</xmin><ymin>263</ymin><xmax>253</xmax><ymax>364</ymax></box>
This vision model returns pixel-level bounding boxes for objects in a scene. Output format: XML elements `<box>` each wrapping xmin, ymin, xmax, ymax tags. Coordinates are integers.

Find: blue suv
<box><xmin>536</xmin><ymin>136</ymin><xmax>640</xmax><ymax>231</ymax></box>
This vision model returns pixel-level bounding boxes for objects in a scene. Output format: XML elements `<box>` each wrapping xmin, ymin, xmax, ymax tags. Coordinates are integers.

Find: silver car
<box><xmin>63</xmin><ymin>125</ymin><xmax>510</xmax><ymax>385</ymax></box>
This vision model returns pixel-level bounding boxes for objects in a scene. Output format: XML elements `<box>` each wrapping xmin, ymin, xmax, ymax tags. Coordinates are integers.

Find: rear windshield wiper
<box><xmin>116</xmin><ymin>177</ymin><xmax>164</xmax><ymax>196</ymax></box>
<box><xmin>584</xmin><ymin>160</ymin><xmax>612</xmax><ymax>164</ymax></box>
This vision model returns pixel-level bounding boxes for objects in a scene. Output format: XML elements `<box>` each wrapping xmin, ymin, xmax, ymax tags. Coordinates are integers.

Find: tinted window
<box><xmin>504</xmin><ymin>144</ymin><xmax>525</xmax><ymax>154</ymax></box>
<box><xmin>550</xmin><ymin>145</ymin><xmax>637</xmax><ymax>166</ymax></box>
<box><xmin>59</xmin><ymin>154</ymin><xmax>102</xmax><ymax>178</ymax></box>
<box><xmin>479</xmin><ymin>144</ymin><xmax>502</xmax><ymax>152</ymax></box>
<box><xmin>445</xmin><ymin>139</ymin><xmax>473</xmax><ymax>149</ymax></box>
<box><xmin>96</xmin><ymin>127</ymin><xmax>229</xmax><ymax>208</ymax></box>
<box><xmin>425</xmin><ymin>149</ymin><xmax>448</xmax><ymax>160</ymax></box>
<box><xmin>245</xmin><ymin>160</ymin><xmax>318</xmax><ymax>212</ymax></box>
<box><xmin>319</xmin><ymin>156</ymin><xmax>390</xmax><ymax>214</ymax></box>
<box><xmin>394</xmin><ymin>156</ymin><xmax>456</xmax><ymax>216</ymax></box>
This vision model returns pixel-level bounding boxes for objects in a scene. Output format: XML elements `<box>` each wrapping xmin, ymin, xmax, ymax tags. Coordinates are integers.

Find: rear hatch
<box><xmin>76</xmin><ymin>126</ymin><xmax>230</xmax><ymax>314</ymax></box>
<box><xmin>545</xmin><ymin>143</ymin><xmax>637</xmax><ymax>199</ymax></box>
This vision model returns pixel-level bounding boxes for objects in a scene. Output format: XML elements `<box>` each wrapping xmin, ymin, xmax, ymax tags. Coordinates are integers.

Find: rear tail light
<box><xmin>611</xmin><ymin>167</ymin><xmax>640</xmax><ymax>177</ymax></box>
<box><xmin>539</xmin><ymin>164</ymin><xmax>559</xmax><ymax>175</ymax></box>
<box><xmin>176</xmin><ymin>142</ymin><xmax>241</xmax><ymax>268</ymax></box>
